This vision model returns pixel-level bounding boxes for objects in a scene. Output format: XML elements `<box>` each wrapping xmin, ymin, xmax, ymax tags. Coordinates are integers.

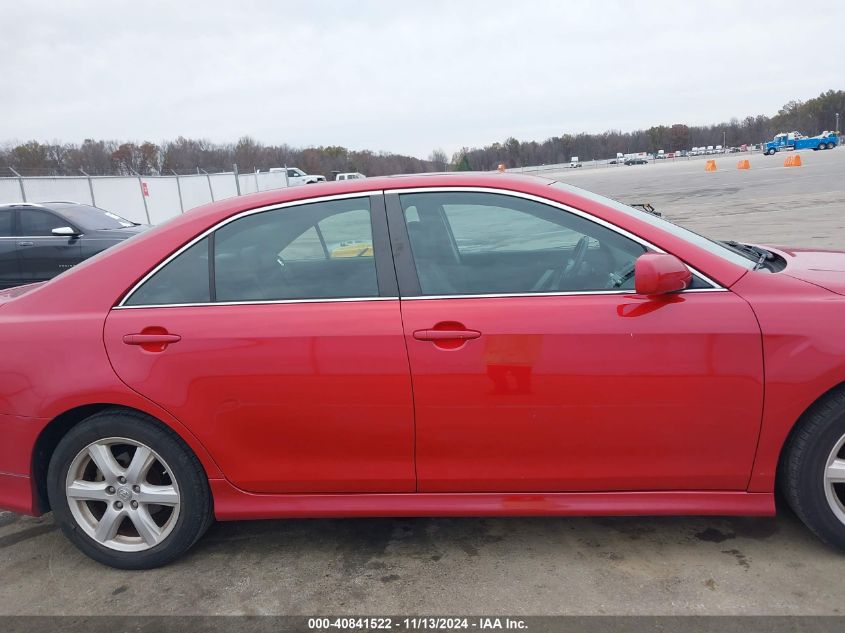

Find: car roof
<box><xmin>0</xmin><ymin>201</ymin><xmax>85</xmax><ymax>210</ymax></box>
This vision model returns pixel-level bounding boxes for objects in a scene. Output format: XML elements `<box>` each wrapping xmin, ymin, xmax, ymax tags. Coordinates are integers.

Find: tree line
<box><xmin>0</xmin><ymin>136</ymin><xmax>446</xmax><ymax>177</ymax></box>
<box><xmin>454</xmin><ymin>89</ymin><xmax>843</xmax><ymax>170</ymax></box>
<box><xmin>1</xmin><ymin>89</ymin><xmax>841</xmax><ymax>177</ymax></box>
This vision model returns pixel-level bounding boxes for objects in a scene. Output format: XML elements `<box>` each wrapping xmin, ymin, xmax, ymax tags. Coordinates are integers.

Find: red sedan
<box><xmin>2</xmin><ymin>173</ymin><xmax>845</xmax><ymax>568</ymax></box>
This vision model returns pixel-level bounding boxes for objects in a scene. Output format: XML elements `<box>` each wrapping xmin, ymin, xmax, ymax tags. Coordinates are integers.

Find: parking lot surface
<box><xmin>3</xmin><ymin>148</ymin><xmax>845</xmax><ymax>616</ymax></box>
<box><xmin>541</xmin><ymin>148</ymin><xmax>845</xmax><ymax>250</ymax></box>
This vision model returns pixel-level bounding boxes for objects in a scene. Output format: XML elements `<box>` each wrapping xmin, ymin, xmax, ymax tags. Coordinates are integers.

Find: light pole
<box><xmin>723</xmin><ymin>130</ymin><xmax>727</xmax><ymax>150</ymax></box>
<box><xmin>836</xmin><ymin>112</ymin><xmax>840</xmax><ymax>135</ymax></box>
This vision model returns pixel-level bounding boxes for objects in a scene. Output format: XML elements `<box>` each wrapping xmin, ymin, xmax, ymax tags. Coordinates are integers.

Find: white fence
<box><xmin>0</xmin><ymin>170</ymin><xmax>290</xmax><ymax>225</ymax></box>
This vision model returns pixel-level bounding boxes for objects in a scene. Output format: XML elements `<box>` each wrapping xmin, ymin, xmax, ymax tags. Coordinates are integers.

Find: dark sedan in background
<box><xmin>0</xmin><ymin>202</ymin><xmax>147</xmax><ymax>289</ymax></box>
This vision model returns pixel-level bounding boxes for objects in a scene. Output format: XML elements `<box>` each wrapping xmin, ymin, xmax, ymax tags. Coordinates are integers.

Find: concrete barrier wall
<box><xmin>91</xmin><ymin>178</ymin><xmax>149</xmax><ymax>224</ymax></box>
<box><xmin>0</xmin><ymin>170</ymin><xmax>291</xmax><ymax>225</ymax></box>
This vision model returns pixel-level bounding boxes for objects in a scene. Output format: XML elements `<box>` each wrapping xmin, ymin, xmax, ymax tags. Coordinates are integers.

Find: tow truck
<box><xmin>763</xmin><ymin>131</ymin><xmax>838</xmax><ymax>155</ymax></box>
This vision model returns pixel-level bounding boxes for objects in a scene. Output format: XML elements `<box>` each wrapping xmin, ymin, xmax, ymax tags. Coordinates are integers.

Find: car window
<box><xmin>19</xmin><ymin>209</ymin><xmax>66</xmax><ymax>236</ymax></box>
<box><xmin>124</xmin><ymin>238</ymin><xmax>211</xmax><ymax>306</ymax></box>
<box><xmin>400</xmin><ymin>191</ymin><xmax>649</xmax><ymax>296</ymax></box>
<box><xmin>50</xmin><ymin>203</ymin><xmax>135</xmax><ymax>230</ymax></box>
<box><xmin>550</xmin><ymin>182</ymin><xmax>755</xmax><ymax>270</ymax></box>
<box><xmin>213</xmin><ymin>198</ymin><xmax>378</xmax><ymax>302</ymax></box>
<box><xmin>0</xmin><ymin>210</ymin><xmax>11</xmax><ymax>237</ymax></box>
<box><xmin>319</xmin><ymin>208</ymin><xmax>373</xmax><ymax>258</ymax></box>
<box><xmin>279</xmin><ymin>226</ymin><xmax>324</xmax><ymax>261</ymax></box>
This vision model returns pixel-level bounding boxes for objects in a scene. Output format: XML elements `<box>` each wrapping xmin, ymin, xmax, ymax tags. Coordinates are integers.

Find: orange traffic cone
<box><xmin>784</xmin><ymin>154</ymin><xmax>802</xmax><ymax>167</ymax></box>
<box><xmin>705</xmin><ymin>160</ymin><xmax>717</xmax><ymax>172</ymax></box>
<box><xmin>737</xmin><ymin>159</ymin><xmax>750</xmax><ymax>170</ymax></box>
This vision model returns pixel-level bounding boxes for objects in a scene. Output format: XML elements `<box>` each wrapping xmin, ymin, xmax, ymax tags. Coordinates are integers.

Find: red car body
<box><xmin>2</xmin><ymin>173</ymin><xmax>845</xmax><ymax>522</ymax></box>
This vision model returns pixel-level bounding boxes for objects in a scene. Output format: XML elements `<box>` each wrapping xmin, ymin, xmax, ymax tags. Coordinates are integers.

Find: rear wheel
<box><xmin>47</xmin><ymin>409</ymin><xmax>212</xmax><ymax>569</ymax></box>
<box><xmin>781</xmin><ymin>389</ymin><xmax>845</xmax><ymax>549</ymax></box>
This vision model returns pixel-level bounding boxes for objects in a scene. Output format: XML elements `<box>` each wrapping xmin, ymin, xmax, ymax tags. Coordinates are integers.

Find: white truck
<box><xmin>269</xmin><ymin>167</ymin><xmax>326</xmax><ymax>186</ymax></box>
<box><xmin>569</xmin><ymin>156</ymin><xmax>582</xmax><ymax>168</ymax></box>
<box><xmin>335</xmin><ymin>172</ymin><xmax>366</xmax><ymax>181</ymax></box>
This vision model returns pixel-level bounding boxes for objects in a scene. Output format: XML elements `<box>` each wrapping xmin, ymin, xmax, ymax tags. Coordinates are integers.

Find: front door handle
<box><xmin>17</xmin><ymin>241</ymin><xmax>34</xmax><ymax>247</ymax></box>
<box><xmin>413</xmin><ymin>329</ymin><xmax>481</xmax><ymax>341</ymax></box>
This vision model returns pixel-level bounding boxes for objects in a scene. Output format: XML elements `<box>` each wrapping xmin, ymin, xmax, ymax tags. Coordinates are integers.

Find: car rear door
<box><xmin>387</xmin><ymin>189</ymin><xmax>764</xmax><ymax>493</ymax></box>
<box><xmin>17</xmin><ymin>208</ymin><xmax>82</xmax><ymax>284</ymax></box>
<box><xmin>0</xmin><ymin>208</ymin><xmax>21</xmax><ymax>288</ymax></box>
<box><xmin>104</xmin><ymin>193</ymin><xmax>415</xmax><ymax>494</ymax></box>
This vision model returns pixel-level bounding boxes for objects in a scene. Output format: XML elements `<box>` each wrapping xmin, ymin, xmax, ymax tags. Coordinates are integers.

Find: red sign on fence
<box><xmin>141</xmin><ymin>182</ymin><xmax>149</xmax><ymax>197</ymax></box>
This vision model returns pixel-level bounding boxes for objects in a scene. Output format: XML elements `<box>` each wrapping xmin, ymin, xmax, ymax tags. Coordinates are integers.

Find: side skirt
<box><xmin>210</xmin><ymin>480</ymin><xmax>775</xmax><ymax>521</ymax></box>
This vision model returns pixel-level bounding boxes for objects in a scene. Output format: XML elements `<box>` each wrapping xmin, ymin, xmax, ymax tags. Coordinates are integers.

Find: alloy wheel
<box><xmin>65</xmin><ymin>437</ymin><xmax>181</xmax><ymax>552</ymax></box>
<box><xmin>824</xmin><ymin>432</ymin><xmax>845</xmax><ymax>525</ymax></box>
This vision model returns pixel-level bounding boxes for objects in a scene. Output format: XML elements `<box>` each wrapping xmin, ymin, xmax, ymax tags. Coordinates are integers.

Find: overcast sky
<box><xmin>2</xmin><ymin>0</ymin><xmax>843</xmax><ymax>158</ymax></box>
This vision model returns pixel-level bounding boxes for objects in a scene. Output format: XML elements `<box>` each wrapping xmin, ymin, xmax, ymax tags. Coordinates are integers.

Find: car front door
<box><xmin>0</xmin><ymin>208</ymin><xmax>21</xmax><ymax>288</ymax></box>
<box><xmin>388</xmin><ymin>190</ymin><xmax>764</xmax><ymax>493</ymax></box>
<box><xmin>104</xmin><ymin>194</ymin><xmax>415</xmax><ymax>493</ymax></box>
<box><xmin>17</xmin><ymin>208</ymin><xmax>82</xmax><ymax>284</ymax></box>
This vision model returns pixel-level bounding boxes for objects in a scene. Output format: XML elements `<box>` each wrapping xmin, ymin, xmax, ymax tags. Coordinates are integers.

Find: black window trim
<box><xmin>384</xmin><ymin>187</ymin><xmax>724</xmax><ymax>299</ymax></box>
<box><xmin>115</xmin><ymin>191</ymin><xmax>398</xmax><ymax>309</ymax></box>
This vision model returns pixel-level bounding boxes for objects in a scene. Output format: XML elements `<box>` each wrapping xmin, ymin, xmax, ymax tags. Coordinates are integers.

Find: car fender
<box><xmin>731</xmin><ymin>271</ymin><xmax>845</xmax><ymax>491</ymax></box>
<box><xmin>0</xmin><ymin>305</ymin><xmax>223</xmax><ymax>480</ymax></box>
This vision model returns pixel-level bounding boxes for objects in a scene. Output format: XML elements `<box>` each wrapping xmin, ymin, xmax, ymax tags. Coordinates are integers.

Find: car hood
<box><xmin>769</xmin><ymin>245</ymin><xmax>845</xmax><ymax>295</ymax></box>
<box><xmin>90</xmin><ymin>225</ymin><xmax>150</xmax><ymax>238</ymax></box>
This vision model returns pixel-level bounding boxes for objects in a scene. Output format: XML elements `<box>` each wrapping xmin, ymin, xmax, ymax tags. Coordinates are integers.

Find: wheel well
<box><xmin>31</xmin><ymin>404</ymin><xmax>175</xmax><ymax>514</ymax></box>
<box><xmin>776</xmin><ymin>381</ymin><xmax>845</xmax><ymax>488</ymax></box>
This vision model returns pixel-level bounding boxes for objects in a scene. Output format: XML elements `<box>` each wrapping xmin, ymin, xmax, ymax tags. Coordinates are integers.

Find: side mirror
<box><xmin>52</xmin><ymin>226</ymin><xmax>80</xmax><ymax>237</ymax></box>
<box><xmin>635</xmin><ymin>253</ymin><xmax>692</xmax><ymax>295</ymax></box>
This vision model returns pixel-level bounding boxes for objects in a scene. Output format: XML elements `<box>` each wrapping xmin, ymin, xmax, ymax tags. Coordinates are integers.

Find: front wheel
<box><xmin>781</xmin><ymin>389</ymin><xmax>845</xmax><ymax>550</ymax></box>
<box><xmin>47</xmin><ymin>409</ymin><xmax>213</xmax><ymax>569</ymax></box>
<box><xmin>819</xmin><ymin>143</ymin><xmax>828</xmax><ymax>150</ymax></box>
<box><xmin>765</xmin><ymin>148</ymin><xmax>775</xmax><ymax>155</ymax></box>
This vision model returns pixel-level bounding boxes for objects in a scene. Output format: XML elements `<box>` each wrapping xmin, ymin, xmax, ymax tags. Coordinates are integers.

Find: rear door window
<box><xmin>0</xmin><ymin>210</ymin><xmax>12</xmax><ymax>237</ymax></box>
<box><xmin>124</xmin><ymin>197</ymin><xmax>380</xmax><ymax>306</ymax></box>
<box><xmin>214</xmin><ymin>198</ymin><xmax>378</xmax><ymax>301</ymax></box>
<box><xmin>19</xmin><ymin>210</ymin><xmax>67</xmax><ymax>236</ymax></box>
<box><xmin>123</xmin><ymin>238</ymin><xmax>211</xmax><ymax>306</ymax></box>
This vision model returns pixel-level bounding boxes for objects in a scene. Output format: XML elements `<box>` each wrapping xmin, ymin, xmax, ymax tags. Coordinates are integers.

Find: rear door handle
<box><xmin>413</xmin><ymin>329</ymin><xmax>481</xmax><ymax>341</ymax></box>
<box><xmin>123</xmin><ymin>333</ymin><xmax>181</xmax><ymax>345</ymax></box>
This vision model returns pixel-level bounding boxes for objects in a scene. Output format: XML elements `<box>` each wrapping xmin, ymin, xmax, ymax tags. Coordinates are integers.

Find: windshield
<box><xmin>51</xmin><ymin>203</ymin><xmax>137</xmax><ymax>231</ymax></box>
<box><xmin>550</xmin><ymin>182</ymin><xmax>755</xmax><ymax>270</ymax></box>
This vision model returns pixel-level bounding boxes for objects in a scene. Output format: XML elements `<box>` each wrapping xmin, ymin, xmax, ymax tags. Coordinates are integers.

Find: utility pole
<box><xmin>200</xmin><ymin>168</ymin><xmax>214</xmax><ymax>202</ymax></box>
<box><xmin>131</xmin><ymin>169</ymin><xmax>151</xmax><ymax>224</ymax></box>
<box><xmin>233</xmin><ymin>163</ymin><xmax>241</xmax><ymax>196</ymax></box>
<box><xmin>723</xmin><ymin>130</ymin><xmax>726</xmax><ymax>150</ymax></box>
<box><xmin>836</xmin><ymin>112</ymin><xmax>840</xmax><ymax>135</ymax></box>
<box><xmin>9</xmin><ymin>167</ymin><xmax>26</xmax><ymax>202</ymax></box>
<box><xmin>79</xmin><ymin>169</ymin><xmax>96</xmax><ymax>206</ymax></box>
<box><xmin>171</xmin><ymin>170</ymin><xmax>184</xmax><ymax>214</ymax></box>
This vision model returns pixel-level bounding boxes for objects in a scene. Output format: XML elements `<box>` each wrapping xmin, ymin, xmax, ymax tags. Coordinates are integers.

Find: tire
<box><xmin>765</xmin><ymin>148</ymin><xmax>775</xmax><ymax>156</ymax></box>
<box><xmin>47</xmin><ymin>409</ymin><xmax>213</xmax><ymax>569</ymax></box>
<box><xmin>819</xmin><ymin>143</ymin><xmax>828</xmax><ymax>150</ymax></box>
<box><xmin>780</xmin><ymin>388</ymin><xmax>845</xmax><ymax>550</ymax></box>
